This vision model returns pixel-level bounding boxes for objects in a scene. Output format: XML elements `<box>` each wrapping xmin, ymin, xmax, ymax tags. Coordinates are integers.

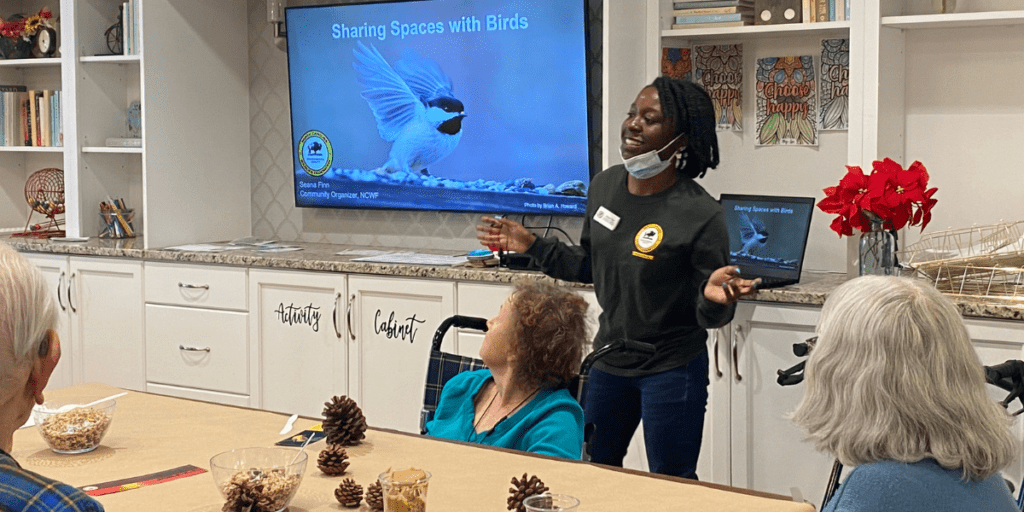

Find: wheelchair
<box><xmin>777</xmin><ymin>341</ymin><xmax>1024</xmax><ymax>510</ymax></box>
<box><xmin>420</xmin><ymin>315</ymin><xmax>655</xmax><ymax>461</ymax></box>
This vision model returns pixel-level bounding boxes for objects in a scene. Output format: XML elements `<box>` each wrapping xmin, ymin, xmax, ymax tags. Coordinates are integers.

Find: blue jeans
<box><xmin>583</xmin><ymin>352</ymin><xmax>709</xmax><ymax>479</ymax></box>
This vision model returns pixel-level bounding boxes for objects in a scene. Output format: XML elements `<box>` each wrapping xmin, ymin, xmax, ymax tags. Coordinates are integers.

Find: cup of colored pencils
<box><xmin>99</xmin><ymin>199</ymin><xmax>135</xmax><ymax>239</ymax></box>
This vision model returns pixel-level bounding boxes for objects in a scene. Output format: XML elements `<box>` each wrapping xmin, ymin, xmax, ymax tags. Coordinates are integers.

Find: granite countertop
<box><xmin>5</xmin><ymin>236</ymin><xmax>1023</xmax><ymax>321</ymax></box>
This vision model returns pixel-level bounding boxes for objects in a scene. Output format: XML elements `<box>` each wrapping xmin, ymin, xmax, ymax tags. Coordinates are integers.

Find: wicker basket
<box><xmin>898</xmin><ymin>221</ymin><xmax>1024</xmax><ymax>303</ymax></box>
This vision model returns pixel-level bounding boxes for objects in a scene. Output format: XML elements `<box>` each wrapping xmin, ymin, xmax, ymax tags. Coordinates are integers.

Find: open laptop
<box><xmin>718</xmin><ymin>194</ymin><xmax>816</xmax><ymax>289</ymax></box>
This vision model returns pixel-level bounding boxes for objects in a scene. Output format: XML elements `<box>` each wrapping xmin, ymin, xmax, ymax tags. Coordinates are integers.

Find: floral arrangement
<box><xmin>0</xmin><ymin>7</ymin><xmax>54</xmax><ymax>42</ymax></box>
<box><xmin>817</xmin><ymin>158</ymin><xmax>938</xmax><ymax>237</ymax></box>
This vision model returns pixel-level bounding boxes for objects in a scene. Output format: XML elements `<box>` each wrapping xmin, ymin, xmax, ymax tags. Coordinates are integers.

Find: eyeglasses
<box><xmin>793</xmin><ymin>336</ymin><xmax>816</xmax><ymax>357</ymax></box>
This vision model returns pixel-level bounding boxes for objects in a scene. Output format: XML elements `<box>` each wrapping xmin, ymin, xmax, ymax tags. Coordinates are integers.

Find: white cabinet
<box><xmin>70</xmin><ymin>257</ymin><xmax>144</xmax><ymax>390</ymax></box>
<box><xmin>0</xmin><ymin>0</ymin><xmax>250</xmax><ymax>248</ymax></box>
<box><xmin>965</xmin><ymin>317</ymin><xmax>1024</xmax><ymax>488</ymax></box>
<box><xmin>22</xmin><ymin>253</ymin><xmax>143</xmax><ymax>392</ymax></box>
<box><xmin>249</xmin><ymin>269</ymin><xmax>347</xmax><ymax>418</ymax></box>
<box><xmin>20</xmin><ymin>253</ymin><xmax>75</xmax><ymax>391</ymax></box>
<box><xmin>144</xmin><ymin>262</ymin><xmax>249</xmax><ymax>407</ymax></box>
<box><xmin>727</xmin><ymin>303</ymin><xmax>833</xmax><ymax>504</ymax></box>
<box><xmin>348</xmin><ymin>276</ymin><xmax>455</xmax><ymax>434</ymax></box>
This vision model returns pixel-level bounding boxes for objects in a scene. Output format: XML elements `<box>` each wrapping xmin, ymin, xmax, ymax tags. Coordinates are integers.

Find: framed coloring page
<box><xmin>755</xmin><ymin>55</ymin><xmax>817</xmax><ymax>146</ymax></box>
<box><xmin>693</xmin><ymin>44</ymin><xmax>743</xmax><ymax>132</ymax></box>
<box><xmin>820</xmin><ymin>38</ymin><xmax>849</xmax><ymax>131</ymax></box>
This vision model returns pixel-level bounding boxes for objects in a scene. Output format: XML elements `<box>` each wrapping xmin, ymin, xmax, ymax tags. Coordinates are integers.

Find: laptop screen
<box><xmin>718</xmin><ymin>194</ymin><xmax>816</xmax><ymax>281</ymax></box>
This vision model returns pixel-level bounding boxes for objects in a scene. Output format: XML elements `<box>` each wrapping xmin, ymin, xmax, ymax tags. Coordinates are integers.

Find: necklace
<box><xmin>473</xmin><ymin>384</ymin><xmax>539</xmax><ymax>434</ymax></box>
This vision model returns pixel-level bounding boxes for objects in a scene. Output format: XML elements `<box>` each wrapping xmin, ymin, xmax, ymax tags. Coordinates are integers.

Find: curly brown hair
<box><xmin>508</xmin><ymin>280</ymin><xmax>591</xmax><ymax>391</ymax></box>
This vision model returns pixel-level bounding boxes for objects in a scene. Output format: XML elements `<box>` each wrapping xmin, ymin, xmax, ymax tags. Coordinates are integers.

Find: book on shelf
<box><xmin>815</xmin><ymin>0</ymin><xmax>828</xmax><ymax>21</ymax></box>
<box><xmin>674</xmin><ymin>12</ymin><xmax>752</xmax><ymax>24</ymax></box>
<box><xmin>106</xmin><ymin>137</ymin><xmax>142</xmax><ymax>148</ymax></box>
<box><xmin>0</xmin><ymin>85</ymin><xmax>27</xmax><ymax>93</ymax></box>
<box><xmin>39</xmin><ymin>91</ymin><xmax>51</xmax><ymax>147</ymax></box>
<box><xmin>132</xmin><ymin>0</ymin><xmax>139</xmax><ymax>54</ymax></box>
<box><xmin>673</xmin><ymin>0</ymin><xmax>753</xmax><ymax>8</ymax></box>
<box><xmin>671</xmin><ymin>20</ymin><xmax>752</xmax><ymax>29</ymax></box>
<box><xmin>674</xmin><ymin>6</ymin><xmax>752</xmax><ymax>15</ymax></box>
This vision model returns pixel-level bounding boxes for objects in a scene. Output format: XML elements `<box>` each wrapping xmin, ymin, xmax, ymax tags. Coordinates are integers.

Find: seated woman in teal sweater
<box><xmin>425</xmin><ymin>281</ymin><xmax>590</xmax><ymax>459</ymax></box>
<box><xmin>791</xmin><ymin>276</ymin><xmax>1019</xmax><ymax>512</ymax></box>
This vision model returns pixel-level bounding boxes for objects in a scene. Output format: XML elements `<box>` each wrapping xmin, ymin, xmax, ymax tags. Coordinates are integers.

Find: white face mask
<box><xmin>620</xmin><ymin>134</ymin><xmax>686</xmax><ymax>180</ymax></box>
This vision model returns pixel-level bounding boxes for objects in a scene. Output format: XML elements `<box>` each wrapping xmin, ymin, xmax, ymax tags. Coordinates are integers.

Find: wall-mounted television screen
<box><xmin>286</xmin><ymin>0</ymin><xmax>592</xmax><ymax>216</ymax></box>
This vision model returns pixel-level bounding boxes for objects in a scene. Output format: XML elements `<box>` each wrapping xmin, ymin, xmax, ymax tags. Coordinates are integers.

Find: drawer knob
<box><xmin>179</xmin><ymin>344</ymin><xmax>211</xmax><ymax>352</ymax></box>
<box><xmin>178</xmin><ymin>282</ymin><xmax>210</xmax><ymax>290</ymax></box>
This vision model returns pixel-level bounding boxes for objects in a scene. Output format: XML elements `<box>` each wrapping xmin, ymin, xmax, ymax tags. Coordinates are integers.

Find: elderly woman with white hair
<box><xmin>792</xmin><ymin>275</ymin><xmax>1019</xmax><ymax>511</ymax></box>
<box><xmin>0</xmin><ymin>243</ymin><xmax>105</xmax><ymax>511</ymax></box>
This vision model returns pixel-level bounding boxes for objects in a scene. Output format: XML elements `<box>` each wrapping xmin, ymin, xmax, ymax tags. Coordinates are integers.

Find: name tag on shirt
<box><xmin>594</xmin><ymin>206</ymin><xmax>620</xmax><ymax>231</ymax></box>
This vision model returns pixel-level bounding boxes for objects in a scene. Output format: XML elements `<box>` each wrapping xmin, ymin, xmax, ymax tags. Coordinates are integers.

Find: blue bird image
<box><xmin>352</xmin><ymin>41</ymin><xmax>466</xmax><ymax>176</ymax></box>
<box><xmin>738</xmin><ymin>213</ymin><xmax>769</xmax><ymax>255</ymax></box>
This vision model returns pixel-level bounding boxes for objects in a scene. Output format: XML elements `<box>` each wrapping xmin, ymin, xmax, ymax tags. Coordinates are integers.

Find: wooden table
<box><xmin>12</xmin><ymin>384</ymin><xmax>814</xmax><ymax>511</ymax></box>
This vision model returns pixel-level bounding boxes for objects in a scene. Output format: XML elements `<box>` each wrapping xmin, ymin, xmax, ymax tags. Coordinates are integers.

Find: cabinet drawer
<box><xmin>145</xmin><ymin>263</ymin><xmax>247</xmax><ymax>310</ymax></box>
<box><xmin>145</xmin><ymin>305</ymin><xmax>248</xmax><ymax>395</ymax></box>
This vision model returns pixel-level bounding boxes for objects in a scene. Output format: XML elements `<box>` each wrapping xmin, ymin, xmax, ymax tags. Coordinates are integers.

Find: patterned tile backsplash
<box><xmin>247</xmin><ymin>0</ymin><xmax>598</xmax><ymax>251</ymax></box>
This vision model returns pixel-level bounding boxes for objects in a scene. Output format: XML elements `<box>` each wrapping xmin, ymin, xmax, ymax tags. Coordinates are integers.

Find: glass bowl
<box><xmin>32</xmin><ymin>399</ymin><xmax>116</xmax><ymax>454</ymax></box>
<box><xmin>210</xmin><ymin>447</ymin><xmax>307</xmax><ymax>512</ymax></box>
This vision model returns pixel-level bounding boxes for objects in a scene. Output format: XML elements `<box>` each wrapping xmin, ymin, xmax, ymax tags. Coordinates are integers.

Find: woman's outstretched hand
<box><xmin>476</xmin><ymin>216</ymin><xmax>536</xmax><ymax>253</ymax></box>
<box><xmin>704</xmin><ymin>265</ymin><xmax>761</xmax><ymax>305</ymax></box>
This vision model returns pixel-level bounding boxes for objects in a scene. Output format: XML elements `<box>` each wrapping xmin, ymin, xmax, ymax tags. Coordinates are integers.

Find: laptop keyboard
<box><xmin>755</xmin><ymin>276</ymin><xmax>796</xmax><ymax>289</ymax></box>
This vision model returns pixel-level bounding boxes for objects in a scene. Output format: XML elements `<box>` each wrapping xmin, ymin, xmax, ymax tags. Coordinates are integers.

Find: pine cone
<box><xmin>365</xmin><ymin>480</ymin><xmax>384</xmax><ymax>511</ymax></box>
<box><xmin>317</xmin><ymin>444</ymin><xmax>350</xmax><ymax>475</ymax></box>
<box><xmin>323</xmin><ymin>395</ymin><xmax>368</xmax><ymax>446</ymax></box>
<box><xmin>507</xmin><ymin>473</ymin><xmax>549</xmax><ymax>512</ymax></box>
<box><xmin>334</xmin><ymin>478</ymin><xmax>363</xmax><ymax>508</ymax></box>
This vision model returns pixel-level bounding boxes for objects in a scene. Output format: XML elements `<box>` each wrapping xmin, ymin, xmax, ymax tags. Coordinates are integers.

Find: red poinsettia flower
<box><xmin>817</xmin><ymin>159</ymin><xmax>938</xmax><ymax>237</ymax></box>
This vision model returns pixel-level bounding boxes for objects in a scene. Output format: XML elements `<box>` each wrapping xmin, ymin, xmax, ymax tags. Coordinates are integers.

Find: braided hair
<box><xmin>651</xmin><ymin>77</ymin><xmax>720</xmax><ymax>179</ymax></box>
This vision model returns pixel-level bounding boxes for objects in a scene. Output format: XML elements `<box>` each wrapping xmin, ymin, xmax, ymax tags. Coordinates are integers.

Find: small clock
<box><xmin>33</xmin><ymin>27</ymin><xmax>57</xmax><ymax>58</ymax></box>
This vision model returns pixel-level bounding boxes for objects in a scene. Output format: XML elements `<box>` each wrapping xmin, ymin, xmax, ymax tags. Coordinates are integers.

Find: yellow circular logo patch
<box><xmin>298</xmin><ymin>130</ymin><xmax>333</xmax><ymax>177</ymax></box>
<box><xmin>634</xmin><ymin>224</ymin><xmax>663</xmax><ymax>253</ymax></box>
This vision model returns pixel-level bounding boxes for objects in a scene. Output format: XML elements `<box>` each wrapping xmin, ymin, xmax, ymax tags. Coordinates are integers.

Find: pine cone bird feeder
<box><xmin>322</xmin><ymin>395</ymin><xmax>368</xmax><ymax>446</ymax></box>
<box><xmin>317</xmin><ymin>444</ymin><xmax>350</xmax><ymax>475</ymax></box>
<box><xmin>334</xmin><ymin>478</ymin><xmax>363</xmax><ymax>508</ymax></box>
<box><xmin>365</xmin><ymin>480</ymin><xmax>384</xmax><ymax>511</ymax></box>
<box><xmin>507</xmin><ymin>473</ymin><xmax>549</xmax><ymax>512</ymax></box>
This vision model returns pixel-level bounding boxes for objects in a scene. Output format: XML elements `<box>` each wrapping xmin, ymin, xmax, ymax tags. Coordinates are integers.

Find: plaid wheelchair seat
<box><xmin>420</xmin><ymin>349</ymin><xmax>488</xmax><ymax>434</ymax></box>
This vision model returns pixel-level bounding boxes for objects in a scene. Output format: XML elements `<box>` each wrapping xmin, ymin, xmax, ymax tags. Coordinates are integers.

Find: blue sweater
<box><xmin>424</xmin><ymin>369</ymin><xmax>584</xmax><ymax>459</ymax></box>
<box><xmin>823</xmin><ymin>459</ymin><xmax>1016</xmax><ymax>512</ymax></box>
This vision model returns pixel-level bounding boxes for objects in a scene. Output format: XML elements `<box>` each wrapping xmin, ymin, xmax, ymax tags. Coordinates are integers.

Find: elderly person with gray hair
<box><xmin>0</xmin><ymin>243</ymin><xmax>104</xmax><ymax>511</ymax></box>
<box><xmin>792</xmin><ymin>275</ymin><xmax>1018</xmax><ymax>512</ymax></box>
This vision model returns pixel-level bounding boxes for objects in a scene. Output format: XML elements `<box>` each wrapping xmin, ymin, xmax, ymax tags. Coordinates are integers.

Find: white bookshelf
<box><xmin>643</xmin><ymin>0</ymin><xmax>1024</xmax><ymax>276</ymax></box>
<box><xmin>882</xmin><ymin>9</ymin><xmax>1024</xmax><ymax>29</ymax></box>
<box><xmin>0</xmin><ymin>0</ymin><xmax>250</xmax><ymax>246</ymax></box>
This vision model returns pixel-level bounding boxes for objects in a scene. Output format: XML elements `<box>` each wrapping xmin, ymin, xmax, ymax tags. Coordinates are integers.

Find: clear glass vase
<box><xmin>859</xmin><ymin>219</ymin><xmax>896</xmax><ymax>276</ymax></box>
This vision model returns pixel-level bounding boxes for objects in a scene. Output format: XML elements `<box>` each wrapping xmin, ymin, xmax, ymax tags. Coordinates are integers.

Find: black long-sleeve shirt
<box><xmin>527</xmin><ymin>165</ymin><xmax>734</xmax><ymax>376</ymax></box>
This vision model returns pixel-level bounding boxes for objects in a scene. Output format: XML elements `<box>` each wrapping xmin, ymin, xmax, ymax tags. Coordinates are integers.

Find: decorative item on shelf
<box><xmin>755</xmin><ymin>0</ymin><xmax>802</xmax><ymax>25</ymax></box>
<box><xmin>12</xmin><ymin>168</ymin><xmax>65</xmax><ymax>239</ymax></box>
<box><xmin>127</xmin><ymin>101</ymin><xmax>142</xmax><ymax>138</ymax></box>
<box><xmin>104</xmin><ymin>7</ymin><xmax>123</xmax><ymax>55</ymax></box>
<box><xmin>933</xmin><ymin>0</ymin><xmax>957</xmax><ymax>14</ymax></box>
<box><xmin>317</xmin><ymin>444</ymin><xmax>350</xmax><ymax>475</ymax></box>
<box><xmin>334</xmin><ymin>478</ymin><xmax>363</xmax><ymax>508</ymax></box>
<box><xmin>508</xmin><ymin>473</ymin><xmax>549</xmax><ymax>512</ymax></box>
<box><xmin>816</xmin><ymin>158</ymin><xmax>938</xmax><ymax>276</ymax></box>
<box><xmin>365</xmin><ymin>480</ymin><xmax>384</xmax><ymax>511</ymax></box>
<box><xmin>322</xmin><ymin>395</ymin><xmax>368</xmax><ymax>446</ymax></box>
<box><xmin>0</xmin><ymin>7</ymin><xmax>55</xmax><ymax>59</ymax></box>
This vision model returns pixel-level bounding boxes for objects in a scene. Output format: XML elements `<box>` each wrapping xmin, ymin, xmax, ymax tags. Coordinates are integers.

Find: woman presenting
<box><xmin>477</xmin><ymin>78</ymin><xmax>758</xmax><ymax>479</ymax></box>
